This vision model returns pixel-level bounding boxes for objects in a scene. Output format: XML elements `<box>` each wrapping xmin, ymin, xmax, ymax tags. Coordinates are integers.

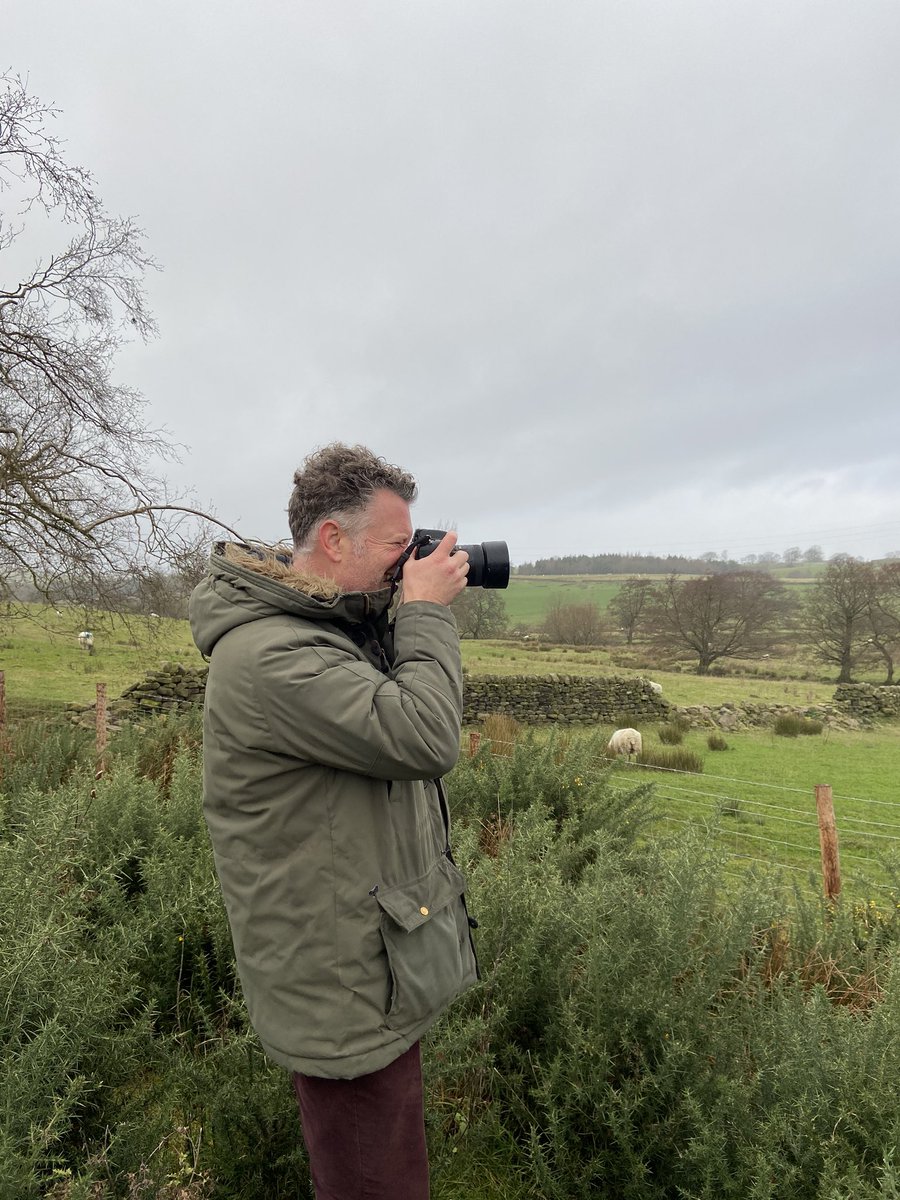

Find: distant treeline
<box><xmin>516</xmin><ymin>553</ymin><xmax>741</xmax><ymax>576</ymax></box>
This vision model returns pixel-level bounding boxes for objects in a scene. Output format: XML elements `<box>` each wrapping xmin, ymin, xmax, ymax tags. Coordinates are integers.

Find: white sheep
<box><xmin>78</xmin><ymin>631</ymin><xmax>95</xmax><ymax>655</ymax></box>
<box><xmin>647</xmin><ymin>681</ymin><xmax>663</xmax><ymax>695</ymax></box>
<box><xmin>607</xmin><ymin>728</ymin><xmax>642</xmax><ymax>759</ymax></box>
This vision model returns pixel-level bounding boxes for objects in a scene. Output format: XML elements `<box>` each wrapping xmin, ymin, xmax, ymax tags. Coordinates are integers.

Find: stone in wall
<box><xmin>833</xmin><ymin>683</ymin><xmax>900</xmax><ymax>721</ymax></box>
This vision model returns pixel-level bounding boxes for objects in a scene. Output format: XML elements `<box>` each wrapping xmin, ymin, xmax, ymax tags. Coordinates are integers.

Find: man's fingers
<box><xmin>429</xmin><ymin>531</ymin><xmax>458</xmax><ymax>558</ymax></box>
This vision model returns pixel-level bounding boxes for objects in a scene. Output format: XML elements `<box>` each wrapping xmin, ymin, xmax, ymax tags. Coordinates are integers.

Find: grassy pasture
<box><xmin>0</xmin><ymin>606</ymin><xmax>203</xmax><ymax>713</ymax></box>
<box><xmin>531</xmin><ymin>721</ymin><xmax>900</xmax><ymax>898</ymax></box>
<box><xmin>460</xmin><ymin>640</ymin><xmax>839</xmax><ymax>706</ymax></box>
<box><xmin>0</xmin><ymin>596</ymin><xmax>879</xmax><ymax>717</ymax></box>
<box><xmin>507</xmin><ymin>569</ymin><xmax>821</xmax><ymax>630</ymax></box>
<box><xmin>467</xmin><ymin>719</ymin><xmax>900</xmax><ymax>899</ymax></box>
<box><xmin>505</xmin><ymin>574</ymin><xmax>622</xmax><ymax>625</ymax></box>
<box><xmin>8</xmin><ymin>599</ymin><xmax>896</xmax><ymax>897</ymax></box>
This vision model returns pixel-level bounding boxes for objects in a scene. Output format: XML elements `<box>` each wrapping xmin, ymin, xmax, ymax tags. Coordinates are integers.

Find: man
<box><xmin>189</xmin><ymin>443</ymin><xmax>478</xmax><ymax>1200</ymax></box>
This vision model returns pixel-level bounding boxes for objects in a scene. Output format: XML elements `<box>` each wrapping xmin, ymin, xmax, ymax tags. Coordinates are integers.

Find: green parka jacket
<box><xmin>189</xmin><ymin>544</ymin><xmax>478</xmax><ymax>1079</ymax></box>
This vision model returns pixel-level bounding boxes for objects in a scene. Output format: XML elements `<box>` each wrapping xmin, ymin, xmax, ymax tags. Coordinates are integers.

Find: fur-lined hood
<box><xmin>189</xmin><ymin>541</ymin><xmax>394</xmax><ymax>659</ymax></box>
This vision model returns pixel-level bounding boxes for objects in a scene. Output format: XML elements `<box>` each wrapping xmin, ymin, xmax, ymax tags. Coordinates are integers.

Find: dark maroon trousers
<box><xmin>292</xmin><ymin>1041</ymin><xmax>429</xmax><ymax>1200</ymax></box>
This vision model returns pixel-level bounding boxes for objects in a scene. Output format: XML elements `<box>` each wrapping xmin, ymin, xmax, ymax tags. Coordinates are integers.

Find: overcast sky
<box><xmin>6</xmin><ymin>1</ymin><xmax>900</xmax><ymax>565</ymax></box>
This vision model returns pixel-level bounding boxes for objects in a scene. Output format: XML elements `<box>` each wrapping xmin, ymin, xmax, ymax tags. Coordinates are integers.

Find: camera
<box><xmin>393</xmin><ymin>529</ymin><xmax>510</xmax><ymax>589</ymax></box>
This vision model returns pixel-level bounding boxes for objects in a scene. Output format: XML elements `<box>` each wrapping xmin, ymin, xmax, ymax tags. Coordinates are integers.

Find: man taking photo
<box><xmin>190</xmin><ymin>442</ymin><xmax>478</xmax><ymax>1200</ymax></box>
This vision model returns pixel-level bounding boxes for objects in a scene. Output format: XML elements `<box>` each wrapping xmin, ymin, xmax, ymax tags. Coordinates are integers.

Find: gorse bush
<box><xmin>448</xmin><ymin>730</ymin><xmax>656</xmax><ymax>858</ymax></box>
<box><xmin>431</xmin><ymin>819</ymin><xmax>900</xmax><ymax>1200</ymax></box>
<box><xmin>4</xmin><ymin>716</ymin><xmax>900</xmax><ymax>1198</ymax></box>
<box><xmin>0</xmin><ymin>715</ymin><xmax>310</xmax><ymax>1198</ymax></box>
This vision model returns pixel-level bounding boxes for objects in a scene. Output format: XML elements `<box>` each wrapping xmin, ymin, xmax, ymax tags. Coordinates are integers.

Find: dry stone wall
<box><xmin>69</xmin><ymin>665</ymin><xmax>670</xmax><ymax>729</ymax></box>
<box><xmin>463</xmin><ymin>674</ymin><xmax>670</xmax><ymax>724</ymax></box>
<box><xmin>67</xmin><ymin>662</ymin><xmax>209</xmax><ymax>730</ymax></box>
<box><xmin>833</xmin><ymin>683</ymin><xmax>900</xmax><ymax>721</ymax></box>
<box><xmin>68</xmin><ymin>664</ymin><xmax>900</xmax><ymax>734</ymax></box>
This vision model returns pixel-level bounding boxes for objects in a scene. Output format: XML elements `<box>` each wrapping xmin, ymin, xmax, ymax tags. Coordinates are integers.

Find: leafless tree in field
<box><xmin>862</xmin><ymin>562</ymin><xmax>900</xmax><ymax>685</ymax></box>
<box><xmin>608</xmin><ymin>576</ymin><xmax>655</xmax><ymax>645</ymax></box>
<box><xmin>0</xmin><ymin>73</ymin><xmax>234</xmax><ymax>612</ymax></box>
<box><xmin>645</xmin><ymin>571</ymin><xmax>789</xmax><ymax>674</ymax></box>
<box><xmin>801</xmin><ymin>556</ymin><xmax>877</xmax><ymax>684</ymax></box>
<box><xmin>542</xmin><ymin>601</ymin><xmax>607</xmax><ymax>646</ymax></box>
<box><xmin>451</xmin><ymin>588</ymin><xmax>508</xmax><ymax>639</ymax></box>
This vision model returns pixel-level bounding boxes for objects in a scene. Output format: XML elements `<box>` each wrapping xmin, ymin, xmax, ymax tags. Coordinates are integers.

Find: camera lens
<box><xmin>463</xmin><ymin>542</ymin><xmax>510</xmax><ymax>589</ymax></box>
<box><xmin>409</xmin><ymin>531</ymin><xmax>510</xmax><ymax>589</ymax></box>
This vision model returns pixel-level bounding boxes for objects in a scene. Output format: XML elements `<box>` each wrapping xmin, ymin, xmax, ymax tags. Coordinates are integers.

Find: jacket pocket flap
<box><xmin>375</xmin><ymin>856</ymin><xmax>466</xmax><ymax>933</ymax></box>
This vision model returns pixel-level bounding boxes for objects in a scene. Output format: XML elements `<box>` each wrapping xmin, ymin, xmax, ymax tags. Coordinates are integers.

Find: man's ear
<box><xmin>317</xmin><ymin>519</ymin><xmax>345</xmax><ymax>564</ymax></box>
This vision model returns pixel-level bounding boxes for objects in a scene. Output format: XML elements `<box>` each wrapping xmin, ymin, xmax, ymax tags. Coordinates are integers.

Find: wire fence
<box><xmin>466</xmin><ymin>731</ymin><xmax>900</xmax><ymax>901</ymax></box>
<box><xmin>2</xmin><ymin>672</ymin><xmax>898</xmax><ymax>902</ymax></box>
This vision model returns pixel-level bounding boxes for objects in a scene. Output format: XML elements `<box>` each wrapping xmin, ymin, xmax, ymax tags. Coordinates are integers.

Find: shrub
<box><xmin>11</xmin><ymin>714</ymin><xmax>900</xmax><ymax>1198</ymax></box>
<box><xmin>433</xmin><ymin>818</ymin><xmax>900</xmax><ymax>1200</ymax></box>
<box><xmin>449</xmin><ymin>730</ymin><xmax>656</xmax><ymax>858</ymax></box>
<box><xmin>638</xmin><ymin>745</ymin><xmax>704</xmax><ymax>773</ymax></box>
<box><xmin>657</xmin><ymin>722</ymin><xmax>684</xmax><ymax>745</ymax></box>
<box><xmin>774</xmin><ymin>713</ymin><xmax>824</xmax><ymax>738</ymax></box>
<box><xmin>707</xmin><ymin>732</ymin><xmax>729</xmax><ymax>751</ymax></box>
<box><xmin>541</xmin><ymin>601</ymin><xmax>606</xmax><ymax>646</ymax></box>
<box><xmin>799</xmin><ymin>716</ymin><xmax>824</xmax><ymax>736</ymax></box>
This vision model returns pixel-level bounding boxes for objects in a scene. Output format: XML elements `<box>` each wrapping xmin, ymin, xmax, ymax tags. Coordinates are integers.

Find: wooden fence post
<box><xmin>0</xmin><ymin>669</ymin><xmax>5</xmax><ymax>733</ymax></box>
<box><xmin>815</xmin><ymin>784</ymin><xmax>841</xmax><ymax>901</ymax></box>
<box><xmin>95</xmin><ymin>682</ymin><xmax>108</xmax><ymax>776</ymax></box>
<box><xmin>469</xmin><ymin>731</ymin><xmax>481</xmax><ymax>757</ymax></box>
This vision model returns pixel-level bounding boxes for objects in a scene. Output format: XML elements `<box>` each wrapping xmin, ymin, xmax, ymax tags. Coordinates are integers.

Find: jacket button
<box><xmin>419</xmin><ymin>906</ymin><xmax>429</xmax><ymax>917</ymax></box>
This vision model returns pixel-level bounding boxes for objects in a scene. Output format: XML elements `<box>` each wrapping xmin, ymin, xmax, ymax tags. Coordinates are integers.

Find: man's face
<box><xmin>340</xmin><ymin>488</ymin><xmax>413</xmax><ymax>593</ymax></box>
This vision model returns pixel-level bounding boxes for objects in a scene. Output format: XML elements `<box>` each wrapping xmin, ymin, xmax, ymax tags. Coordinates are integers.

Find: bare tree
<box><xmin>542</xmin><ymin>601</ymin><xmax>607</xmax><ymax>646</ymax></box>
<box><xmin>645</xmin><ymin>571</ymin><xmax>788</xmax><ymax>674</ymax></box>
<box><xmin>863</xmin><ymin>561</ymin><xmax>900</xmax><ymax>685</ymax></box>
<box><xmin>451</xmin><ymin>588</ymin><xmax>508</xmax><ymax>639</ymax></box>
<box><xmin>0</xmin><ymin>73</ymin><xmax>232</xmax><ymax>609</ymax></box>
<box><xmin>608</xmin><ymin>576</ymin><xmax>655</xmax><ymax>645</ymax></box>
<box><xmin>802</xmin><ymin>556</ymin><xmax>874</xmax><ymax>683</ymax></box>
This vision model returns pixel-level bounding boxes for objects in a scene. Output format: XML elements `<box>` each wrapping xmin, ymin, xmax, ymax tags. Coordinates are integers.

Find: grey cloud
<box><xmin>5</xmin><ymin>0</ymin><xmax>900</xmax><ymax>562</ymax></box>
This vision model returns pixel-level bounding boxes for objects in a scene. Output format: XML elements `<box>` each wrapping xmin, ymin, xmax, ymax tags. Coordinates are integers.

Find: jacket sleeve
<box><xmin>246</xmin><ymin>601</ymin><xmax>463</xmax><ymax>780</ymax></box>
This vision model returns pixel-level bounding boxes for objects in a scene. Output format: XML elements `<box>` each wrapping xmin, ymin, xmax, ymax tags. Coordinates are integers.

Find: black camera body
<box><xmin>394</xmin><ymin>529</ymin><xmax>510</xmax><ymax>589</ymax></box>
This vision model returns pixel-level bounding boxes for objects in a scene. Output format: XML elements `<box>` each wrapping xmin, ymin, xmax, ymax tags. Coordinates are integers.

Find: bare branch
<box><xmin>0</xmin><ymin>72</ymin><xmax>227</xmax><ymax>609</ymax></box>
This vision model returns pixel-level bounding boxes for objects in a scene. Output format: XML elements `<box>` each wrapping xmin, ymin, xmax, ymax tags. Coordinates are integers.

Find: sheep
<box><xmin>607</xmin><ymin>727</ymin><xmax>642</xmax><ymax>759</ymax></box>
<box><xmin>647</xmin><ymin>681</ymin><xmax>663</xmax><ymax>695</ymax></box>
<box><xmin>78</xmin><ymin>631</ymin><xmax>95</xmax><ymax>656</ymax></box>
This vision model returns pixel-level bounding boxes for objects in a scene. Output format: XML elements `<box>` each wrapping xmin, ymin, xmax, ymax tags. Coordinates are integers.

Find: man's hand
<box><xmin>400</xmin><ymin>532</ymin><xmax>469</xmax><ymax>605</ymax></box>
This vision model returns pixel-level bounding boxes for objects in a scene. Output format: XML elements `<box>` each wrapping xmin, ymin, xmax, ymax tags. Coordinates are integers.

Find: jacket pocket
<box><xmin>375</xmin><ymin>855</ymin><xmax>475</xmax><ymax>1030</ymax></box>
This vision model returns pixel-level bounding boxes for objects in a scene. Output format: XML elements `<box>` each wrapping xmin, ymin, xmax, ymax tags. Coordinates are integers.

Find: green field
<box><xmin>596</xmin><ymin>723</ymin><xmax>900</xmax><ymax>897</ymax></box>
<box><xmin>505</xmin><ymin>575</ymin><xmax>623</xmax><ymax>625</ymax></box>
<box><xmin>0</xmin><ymin>606</ymin><xmax>204</xmax><ymax>713</ymax></box>
<box><xmin>460</xmin><ymin>640</ymin><xmax>839</xmax><ymax>706</ymax></box>
<box><xmin>0</xmin><ymin>591</ymin><xmax>881</xmax><ymax>716</ymax></box>
<box><xmin>507</xmin><ymin>567</ymin><xmax>822</xmax><ymax>629</ymax></box>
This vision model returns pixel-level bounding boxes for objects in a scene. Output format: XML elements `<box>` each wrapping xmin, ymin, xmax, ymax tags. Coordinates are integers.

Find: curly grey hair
<box><xmin>287</xmin><ymin>443</ymin><xmax>417</xmax><ymax>551</ymax></box>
